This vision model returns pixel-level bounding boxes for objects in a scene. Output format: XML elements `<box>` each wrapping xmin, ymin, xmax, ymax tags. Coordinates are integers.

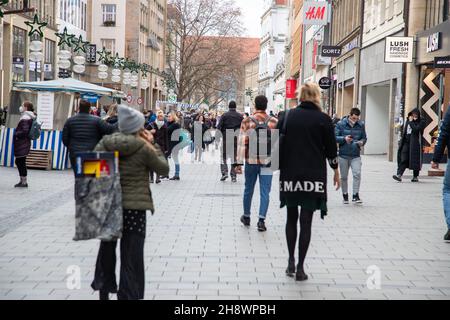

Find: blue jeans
<box><xmin>172</xmin><ymin>150</ymin><xmax>180</xmax><ymax>177</ymax></box>
<box><xmin>243</xmin><ymin>164</ymin><xmax>273</xmax><ymax>220</ymax></box>
<box><xmin>443</xmin><ymin>163</ymin><xmax>450</xmax><ymax>229</ymax></box>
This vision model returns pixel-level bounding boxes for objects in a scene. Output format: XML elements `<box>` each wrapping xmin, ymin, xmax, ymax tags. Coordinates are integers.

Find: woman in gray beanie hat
<box><xmin>91</xmin><ymin>105</ymin><xmax>169</xmax><ymax>300</ymax></box>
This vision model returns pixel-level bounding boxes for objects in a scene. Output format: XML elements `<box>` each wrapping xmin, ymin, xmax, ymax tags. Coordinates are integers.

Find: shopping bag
<box><xmin>73</xmin><ymin>174</ymin><xmax>123</xmax><ymax>242</ymax></box>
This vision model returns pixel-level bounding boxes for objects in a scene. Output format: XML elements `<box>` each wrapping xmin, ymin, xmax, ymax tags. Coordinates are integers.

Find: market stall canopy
<box><xmin>13</xmin><ymin>78</ymin><xmax>125</xmax><ymax>97</ymax></box>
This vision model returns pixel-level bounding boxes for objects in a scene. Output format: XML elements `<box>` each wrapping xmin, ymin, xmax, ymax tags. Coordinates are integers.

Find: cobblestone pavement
<box><xmin>0</xmin><ymin>149</ymin><xmax>449</xmax><ymax>300</ymax></box>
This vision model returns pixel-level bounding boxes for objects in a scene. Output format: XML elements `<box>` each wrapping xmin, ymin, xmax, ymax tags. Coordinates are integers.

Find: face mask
<box><xmin>19</xmin><ymin>106</ymin><xmax>25</xmax><ymax>113</ymax></box>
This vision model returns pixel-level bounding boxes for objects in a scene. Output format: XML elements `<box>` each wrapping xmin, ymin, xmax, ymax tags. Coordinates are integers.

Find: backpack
<box><xmin>248</xmin><ymin>116</ymin><xmax>272</xmax><ymax>163</ymax></box>
<box><xmin>28</xmin><ymin>119</ymin><xmax>42</xmax><ymax>140</ymax></box>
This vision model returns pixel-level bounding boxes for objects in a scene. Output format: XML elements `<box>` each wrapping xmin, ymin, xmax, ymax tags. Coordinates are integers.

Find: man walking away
<box><xmin>335</xmin><ymin>108</ymin><xmax>367</xmax><ymax>204</ymax></box>
<box><xmin>236</xmin><ymin>95</ymin><xmax>278</xmax><ymax>232</ymax></box>
<box><xmin>431</xmin><ymin>105</ymin><xmax>450</xmax><ymax>241</ymax></box>
<box><xmin>63</xmin><ymin>100</ymin><xmax>117</xmax><ymax>173</ymax></box>
<box><xmin>217</xmin><ymin>101</ymin><xmax>244</xmax><ymax>182</ymax></box>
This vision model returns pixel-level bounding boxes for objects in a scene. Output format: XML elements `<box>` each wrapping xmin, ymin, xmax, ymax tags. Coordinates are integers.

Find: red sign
<box><xmin>126</xmin><ymin>94</ymin><xmax>133</xmax><ymax>104</ymax></box>
<box><xmin>137</xmin><ymin>97</ymin><xmax>143</xmax><ymax>105</ymax></box>
<box><xmin>286</xmin><ymin>79</ymin><xmax>298</xmax><ymax>99</ymax></box>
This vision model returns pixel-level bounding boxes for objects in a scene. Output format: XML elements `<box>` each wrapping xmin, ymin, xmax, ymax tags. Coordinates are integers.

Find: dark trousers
<box><xmin>91</xmin><ymin>210</ymin><xmax>146</xmax><ymax>300</ymax></box>
<box><xmin>221</xmin><ymin>143</ymin><xmax>238</xmax><ymax>178</ymax></box>
<box><xmin>15</xmin><ymin>157</ymin><xmax>27</xmax><ymax>177</ymax></box>
<box><xmin>397</xmin><ymin>156</ymin><xmax>419</xmax><ymax>177</ymax></box>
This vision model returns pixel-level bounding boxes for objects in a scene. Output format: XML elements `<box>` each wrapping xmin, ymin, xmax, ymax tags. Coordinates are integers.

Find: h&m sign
<box><xmin>302</xmin><ymin>1</ymin><xmax>330</xmax><ymax>26</ymax></box>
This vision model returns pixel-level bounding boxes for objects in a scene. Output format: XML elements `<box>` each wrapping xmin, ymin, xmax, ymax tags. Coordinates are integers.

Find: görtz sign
<box><xmin>385</xmin><ymin>37</ymin><xmax>414</xmax><ymax>63</ymax></box>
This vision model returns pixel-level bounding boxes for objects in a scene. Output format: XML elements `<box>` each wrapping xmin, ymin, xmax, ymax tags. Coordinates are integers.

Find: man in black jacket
<box><xmin>217</xmin><ymin>101</ymin><xmax>244</xmax><ymax>182</ymax></box>
<box><xmin>63</xmin><ymin>99</ymin><xmax>117</xmax><ymax>173</ymax></box>
<box><xmin>432</xmin><ymin>105</ymin><xmax>450</xmax><ymax>241</ymax></box>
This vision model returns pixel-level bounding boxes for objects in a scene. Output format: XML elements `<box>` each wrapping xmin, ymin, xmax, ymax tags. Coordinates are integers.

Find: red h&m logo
<box><xmin>305</xmin><ymin>5</ymin><xmax>326</xmax><ymax>20</ymax></box>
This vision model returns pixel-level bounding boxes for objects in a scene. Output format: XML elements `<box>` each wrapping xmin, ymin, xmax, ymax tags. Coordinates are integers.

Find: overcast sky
<box><xmin>236</xmin><ymin>0</ymin><xmax>265</xmax><ymax>38</ymax></box>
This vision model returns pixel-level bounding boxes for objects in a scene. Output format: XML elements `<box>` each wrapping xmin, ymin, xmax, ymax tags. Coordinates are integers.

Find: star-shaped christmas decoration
<box><xmin>55</xmin><ymin>27</ymin><xmax>75</xmax><ymax>48</ymax></box>
<box><xmin>72</xmin><ymin>35</ymin><xmax>89</xmax><ymax>53</ymax></box>
<box><xmin>25</xmin><ymin>14</ymin><xmax>48</xmax><ymax>38</ymax></box>
<box><xmin>112</xmin><ymin>53</ymin><xmax>124</xmax><ymax>68</ymax></box>
<box><xmin>122</xmin><ymin>58</ymin><xmax>132</xmax><ymax>70</ymax></box>
<box><xmin>141</xmin><ymin>64</ymin><xmax>149</xmax><ymax>77</ymax></box>
<box><xmin>129</xmin><ymin>61</ymin><xmax>140</xmax><ymax>73</ymax></box>
<box><xmin>97</xmin><ymin>47</ymin><xmax>112</xmax><ymax>64</ymax></box>
<box><xmin>0</xmin><ymin>0</ymin><xmax>9</xmax><ymax>18</ymax></box>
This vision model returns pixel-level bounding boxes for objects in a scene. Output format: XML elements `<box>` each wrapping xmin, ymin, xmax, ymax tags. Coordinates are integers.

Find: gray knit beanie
<box><xmin>118</xmin><ymin>105</ymin><xmax>145</xmax><ymax>134</ymax></box>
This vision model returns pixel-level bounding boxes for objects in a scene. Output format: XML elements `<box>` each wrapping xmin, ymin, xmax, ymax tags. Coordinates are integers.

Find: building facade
<box><xmin>330</xmin><ymin>0</ymin><xmax>362</xmax><ymax>118</ymax></box>
<box><xmin>1</xmin><ymin>0</ymin><xmax>59</xmax><ymax>107</ymax></box>
<box><xmin>57</xmin><ymin>0</ymin><xmax>88</xmax><ymax>38</ymax></box>
<box><xmin>244</xmin><ymin>55</ymin><xmax>260</xmax><ymax>111</ymax></box>
<box><xmin>259</xmin><ymin>0</ymin><xmax>289</xmax><ymax>112</ymax></box>
<box><xmin>89</xmin><ymin>0</ymin><xmax>167</xmax><ymax>110</ymax></box>
<box><xmin>413</xmin><ymin>0</ymin><xmax>450</xmax><ymax>161</ymax></box>
<box><xmin>359</xmin><ymin>0</ymin><xmax>406</xmax><ymax>160</ymax></box>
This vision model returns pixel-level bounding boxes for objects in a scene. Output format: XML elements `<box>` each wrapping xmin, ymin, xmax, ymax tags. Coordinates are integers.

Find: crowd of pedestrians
<box><xmin>7</xmin><ymin>80</ymin><xmax>450</xmax><ymax>300</ymax></box>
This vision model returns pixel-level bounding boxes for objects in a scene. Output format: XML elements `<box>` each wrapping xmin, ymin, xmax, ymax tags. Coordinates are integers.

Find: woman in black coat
<box><xmin>393</xmin><ymin>108</ymin><xmax>426</xmax><ymax>182</ymax></box>
<box><xmin>14</xmin><ymin>101</ymin><xmax>36</xmax><ymax>188</ymax></box>
<box><xmin>277</xmin><ymin>83</ymin><xmax>340</xmax><ymax>281</ymax></box>
<box><xmin>147</xmin><ymin>110</ymin><xmax>169</xmax><ymax>183</ymax></box>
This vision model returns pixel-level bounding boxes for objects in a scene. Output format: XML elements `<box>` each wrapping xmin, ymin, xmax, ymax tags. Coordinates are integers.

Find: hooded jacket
<box><xmin>433</xmin><ymin>106</ymin><xmax>450</xmax><ymax>163</ymax></box>
<box><xmin>335</xmin><ymin>116</ymin><xmax>367</xmax><ymax>159</ymax></box>
<box><xmin>94</xmin><ymin>132</ymin><xmax>169</xmax><ymax>213</ymax></box>
<box><xmin>14</xmin><ymin>111</ymin><xmax>36</xmax><ymax>158</ymax></box>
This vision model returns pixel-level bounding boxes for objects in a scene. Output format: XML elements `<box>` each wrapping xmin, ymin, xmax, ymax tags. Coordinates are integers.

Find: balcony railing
<box><xmin>103</xmin><ymin>20</ymin><xmax>116</xmax><ymax>27</ymax></box>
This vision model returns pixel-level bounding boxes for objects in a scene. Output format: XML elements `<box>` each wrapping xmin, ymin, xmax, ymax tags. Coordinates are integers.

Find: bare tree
<box><xmin>166</xmin><ymin>0</ymin><xmax>244</xmax><ymax>103</ymax></box>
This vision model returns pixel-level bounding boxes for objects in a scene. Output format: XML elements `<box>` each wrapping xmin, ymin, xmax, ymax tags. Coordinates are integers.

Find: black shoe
<box><xmin>295</xmin><ymin>269</ymin><xmax>309</xmax><ymax>282</ymax></box>
<box><xmin>231</xmin><ymin>176</ymin><xmax>237</xmax><ymax>183</ymax></box>
<box><xmin>14</xmin><ymin>182</ymin><xmax>28</xmax><ymax>188</ymax></box>
<box><xmin>150</xmin><ymin>179</ymin><xmax>154</xmax><ymax>184</ymax></box>
<box><xmin>286</xmin><ymin>259</ymin><xmax>296</xmax><ymax>277</ymax></box>
<box><xmin>155</xmin><ymin>179</ymin><xmax>161</xmax><ymax>184</ymax></box>
<box><xmin>352</xmin><ymin>194</ymin><xmax>363</xmax><ymax>204</ymax></box>
<box><xmin>393</xmin><ymin>175</ymin><xmax>402</xmax><ymax>182</ymax></box>
<box><xmin>240</xmin><ymin>215</ymin><xmax>250</xmax><ymax>227</ymax></box>
<box><xmin>444</xmin><ymin>230</ymin><xmax>450</xmax><ymax>241</ymax></box>
<box><xmin>169</xmin><ymin>176</ymin><xmax>180</xmax><ymax>181</ymax></box>
<box><xmin>257</xmin><ymin>220</ymin><xmax>267</xmax><ymax>232</ymax></box>
<box><xmin>220</xmin><ymin>175</ymin><xmax>229</xmax><ymax>182</ymax></box>
<box><xmin>343</xmin><ymin>194</ymin><xmax>349</xmax><ymax>205</ymax></box>
<box><xmin>412</xmin><ymin>177</ymin><xmax>419</xmax><ymax>183</ymax></box>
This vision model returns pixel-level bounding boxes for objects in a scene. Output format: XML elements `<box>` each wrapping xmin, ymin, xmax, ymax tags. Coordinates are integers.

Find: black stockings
<box><xmin>286</xmin><ymin>207</ymin><xmax>314</xmax><ymax>272</ymax></box>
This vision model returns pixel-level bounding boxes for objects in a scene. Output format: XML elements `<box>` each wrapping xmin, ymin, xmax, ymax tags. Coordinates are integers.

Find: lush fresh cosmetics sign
<box><xmin>385</xmin><ymin>37</ymin><xmax>414</xmax><ymax>63</ymax></box>
<box><xmin>302</xmin><ymin>1</ymin><xmax>330</xmax><ymax>26</ymax></box>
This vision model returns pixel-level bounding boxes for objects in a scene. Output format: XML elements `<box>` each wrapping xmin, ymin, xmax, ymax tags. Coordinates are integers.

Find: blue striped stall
<box><xmin>0</xmin><ymin>127</ymin><xmax>70</xmax><ymax>170</ymax></box>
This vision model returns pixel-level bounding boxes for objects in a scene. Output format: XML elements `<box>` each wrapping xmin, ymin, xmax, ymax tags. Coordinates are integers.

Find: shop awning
<box><xmin>13</xmin><ymin>78</ymin><xmax>125</xmax><ymax>97</ymax></box>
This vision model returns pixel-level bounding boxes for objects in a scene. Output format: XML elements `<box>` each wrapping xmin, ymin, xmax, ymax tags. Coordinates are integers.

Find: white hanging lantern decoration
<box><xmin>30</xmin><ymin>51</ymin><xmax>44</xmax><ymax>62</ymax></box>
<box><xmin>141</xmin><ymin>78</ymin><xmax>150</xmax><ymax>90</ymax></box>
<box><xmin>58</xmin><ymin>59</ymin><xmax>72</xmax><ymax>70</ymax></box>
<box><xmin>123</xmin><ymin>78</ymin><xmax>131</xmax><ymax>85</ymax></box>
<box><xmin>123</xmin><ymin>69</ymin><xmax>131</xmax><ymax>79</ymax></box>
<box><xmin>112</xmin><ymin>68</ymin><xmax>121</xmax><ymax>76</ymax></box>
<box><xmin>73</xmin><ymin>64</ymin><xmax>86</xmax><ymax>74</ymax></box>
<box><xmin>29</xmin><ymin>40</ymin><xmax>44</xmax><ymax>63</ymax></box>
<box><xmin>73</xmin><ymin>55</ymin><xmax>86</xmax><ymax>74</ymax></box>
<box><xmin>98</xmin><ymin>64</ymin><xmax>108</xmax><ymax>72</ymax></box>
<box><xmin>98</xmin><ymin>64</ymin><xmax>109</xmax><ymax>80</ymax></box>
<box><xmin>111</xmin><ymin>75</ymin><xmax>121</xmax><ymax>83</ymax></box>
<box><xmin>98</xmin><ymin>71</ymin><xmax>109</xmax><ymax>80</ymax></box>
<box><xmin>57</xmin><ymin>50</ymin><xmax>72</xmax><ymax>74</ymax></box>
<box><xmin>131</xmin><ymin>72</ymin><xmax>139</xmax><ymax>82</ymax></box>
<box><xmin>30</xmin><ymin>40</ymin><xmax>43</xmax><ymax>52</ymax></box>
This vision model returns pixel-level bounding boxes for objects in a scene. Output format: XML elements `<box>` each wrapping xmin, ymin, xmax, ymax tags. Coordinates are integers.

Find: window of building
<box><xmin>102</xmin><ymin>4</ymin><xmax>117</xmax><ymax>25</ymax></box>
<box><xmin>12</xmin><ymin>27</ymin><xmax>27</xmax><ymax>82</ymax></box>
<box><xmin>425</xmin><ymin>0</ymin><xmax>450</xmax><ymax>28</ymax></box>
<box><xmin>44</xmin><ymin>39</ymin><xmax>56</xmax><ymax>80</ymax></box>
<box><xmin>101</xmin><ymin>39</ymin><xmax>116</xmax><ymax>54</ymax></box>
